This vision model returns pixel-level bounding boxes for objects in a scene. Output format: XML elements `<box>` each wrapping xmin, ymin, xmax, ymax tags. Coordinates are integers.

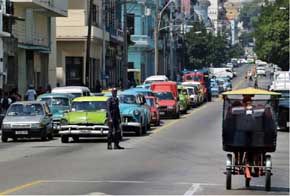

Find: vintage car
<box><xmin>210</xmin><ymin>79</ymin><xmax>220</xmax><ymax>97</ymax></box>
<box><xmin>129</xmin><ymin>88</ymin><xmax>155</xmax><ymax>97</ymax></box>
<box><xmin>177</xmin><ymin>85</ymin><xmax>189</xmax><ymax>113</ymax></box>
<box><xmin>145</xmin><ymin>96</ymin><xmax>160</xmax><ymax>126</ymax></box>
<box><xmin>117</xmin><ymin>91</ymin><xmax>151</xmax><ymax>136</ymax></box>
<box><xmin>37</xmin><ymin>93</ymin><xmax>74</xmax><ymax>134</ymax></box>
<box><xmin>1</xmin><ymin>101</ymin><xmax>54</xmax><ymax>142</ymax></box>
<box><xmin>59</xmin><ymin>96</ymin><xmax>110</xmax><ymax>143</ymax></box>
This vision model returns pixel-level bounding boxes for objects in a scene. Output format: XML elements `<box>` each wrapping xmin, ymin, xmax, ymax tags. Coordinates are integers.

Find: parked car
<box><xmin>151</xmin><ymin>81</ymin><xmax>180</xmax><ymax>118</ymax></box>
<box><xmin>117</xmin><ymin>91</ymin><xmax>150</xmax><ymax>136</ymax></box>
<box><xmin>51</xmin><ymin>86</ymin><xmax>91</xmax><ymax>98</ymax></box>
<box><xmin>1</xmin><ymin>101</ymin><xmax>54</xmax><ymax>142</ymax></box>
<box><xmin>210</xmin><ymin>80</ymin><xmax>220</xmax><ymax>97</ymax></box>
<box><xmin>182</xmin><ymin>81</ymin><xmax>205</xmax><ymax>104</ymax></box>
<box><xmin>59</xmin><ymin>96</ymin><xmax>110</xmax><ymax>143</ymax></box>
<box><xmin>216</xmin><ymin>77</ymin><xmax>232</xmax><ymax>92</ymax></box>
<box><xmin>256</xmin><ymin>66</ymin><xmax>266</xmax><ymax>76</ymax></box>
<box><xmin>183</xmin><ymin>86</ymin><xmax>199</xmax><ymax>107</ymax></box>
<box><xmin>37</xmin><ymin>93</ymin><xmax>74</xmax><ymax>134</ymax></box>
<box><xmin>145</xmin><ymin>96</ymin><xmax>160</xmax><ymax>126</ymax></box>
<box><xmin>177</xmin><ymin>85</ymin><xmax>189</xmax><ymax>113</ymax></box>
<box><xmin>144</xmin><ymin>75</ymin><xmax>169</xmax><ymax>85</ymax></box>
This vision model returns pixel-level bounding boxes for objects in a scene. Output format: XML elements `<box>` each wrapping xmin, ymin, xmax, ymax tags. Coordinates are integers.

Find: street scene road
<box><xmin>0</xmin><ymin>65</ymin><xmax>288</xmax><ymax>195</ymax></box>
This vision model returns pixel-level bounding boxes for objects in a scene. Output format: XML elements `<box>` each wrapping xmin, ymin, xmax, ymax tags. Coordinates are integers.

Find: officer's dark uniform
<box><xmin>107</xmin><ymin>91</ymin><xmax>124</xmax><ymax>150</ymax></box>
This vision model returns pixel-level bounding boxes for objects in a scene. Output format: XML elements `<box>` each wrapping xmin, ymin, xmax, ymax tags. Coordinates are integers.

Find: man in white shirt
<box><xmin>25</xmin><ymin>85</ymin><xmax>37</xmax><ymax>101</ymax></box>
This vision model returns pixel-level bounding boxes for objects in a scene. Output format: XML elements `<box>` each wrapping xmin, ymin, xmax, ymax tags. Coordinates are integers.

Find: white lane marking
<box><xmin>184</xmin><ymin>183</ymin><xmax>200</xmax><ymax>195</ymax></box>
<box><xmin>42</xmin><ymin>179</ymin><xmax>222</xmax><ymax>187</ymax></box>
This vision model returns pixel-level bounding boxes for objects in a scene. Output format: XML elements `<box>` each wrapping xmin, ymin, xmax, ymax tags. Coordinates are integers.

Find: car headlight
<box><xmin>2</xmin><ymin>124</ymin><xmax>11</xmax><ymax>129</ymax></box>
<box><xmin>31</xmin><ymin>123</ymin><xmax>42</xmax><ymax>128</ymax></box>
<box><xmin>167</xmin><ymin>106</ymin><xmax>175</xmax><ymax>109</ymax></box>
<box><xmin>60</xmin><ymin>119</ymin><xmax>68</xmax><ymax>125</ymax></box>
<box><xmin>133</xmin><ymin>110</ymin><xmax>140</xmax><ymax>116</ymax></box>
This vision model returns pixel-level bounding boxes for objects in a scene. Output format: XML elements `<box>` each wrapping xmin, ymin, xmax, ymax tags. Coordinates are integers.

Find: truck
<box><xmin>182</xmin><ymin>69</ymin><xmax>212</xmax><ymax>102</ymax></box>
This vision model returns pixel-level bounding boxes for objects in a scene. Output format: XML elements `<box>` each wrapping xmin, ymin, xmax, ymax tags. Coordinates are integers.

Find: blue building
<box><xmin>125</xmin><ymin>0</ymin><xmax>156</xmax><ymax>83</ymax></box>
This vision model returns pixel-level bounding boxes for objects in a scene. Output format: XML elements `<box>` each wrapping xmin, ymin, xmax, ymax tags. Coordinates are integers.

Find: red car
<box><xmin>145</xmin><ymin>96</ymin><xmax>160</xmax><ymax>126</ymax></box>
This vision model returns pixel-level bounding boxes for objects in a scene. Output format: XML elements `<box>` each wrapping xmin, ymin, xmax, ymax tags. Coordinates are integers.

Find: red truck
<box><xmin>183</xmin><ymin>71</ymin><xmax>211</xmax><ymax>102</ymax></box>
<box><xmin>150</xmin><ymin>81</ymin><xmax>180</xmax><ymax>119</ymax></box>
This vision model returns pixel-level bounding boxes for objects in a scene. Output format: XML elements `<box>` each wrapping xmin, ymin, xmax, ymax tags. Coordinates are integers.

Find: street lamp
<box><xmin>154</xmin><ymin>0</ymin><xmax>176</xmax><ymax>75</ymax></box>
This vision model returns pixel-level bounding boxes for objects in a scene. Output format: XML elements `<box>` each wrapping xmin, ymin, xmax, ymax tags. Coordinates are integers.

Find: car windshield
<box><xmin>155</xmin><ymin>92</ymin><xmax>174</xmax><ymax>100</ymax></box>
<box><xmin>71</xmin><ymin>101</ymin><xmax>107</xmax><ymax>112</ymax></box>
<box><xmin>187</xmin><ymin>88</ymin><xmax>194</xmax><ymax>95</ymax></box>
<box><xmin>138</xmin><ymin>91</ymin><xmax>154</xmax><ymax>97</ymax></box>
<box><xmin>71</xmin><ymin>93</ymin><xmax>82</xmax><ymax>98</ymax></box>
<box><xmin>119</xmin><ymin>95</ymin><xmax>136</xmax><ymax>104</ymax></box>
<box><xmin>186</xmin><ymin>75</ymin><xmax>202</xmax><ymax>81</ymax></box>
<box><xmin>40</xmin><ymin>97</ymin><xmax>69</xmax><ymax>107</ymax></box>
<box><xmin>7</xmin><ymin>104</ymin><xmax>44</xmax><ymax>116</ymax></box>
<box><xmin>146</xmin><ymin>98</ymin><xmax>154</xmax><ymax>106</ymax></box>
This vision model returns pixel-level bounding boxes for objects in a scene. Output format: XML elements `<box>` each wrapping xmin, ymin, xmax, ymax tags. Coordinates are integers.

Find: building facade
<box><xmin>56</xmin><ymin>0</ymin><xmax>123</xmax><ymax>90</ymax></box>
<box><xmin>126</xmin><ymin>0</ymin><xmax>155</xmax><ymax>83</ymax></box>
<box><xmin>11</xmin><ymin>0</ymin><xmax>67</xmax><ymax>96</ymax></box>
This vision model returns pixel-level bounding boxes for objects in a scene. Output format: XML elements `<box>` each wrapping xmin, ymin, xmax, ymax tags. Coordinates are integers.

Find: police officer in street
<box><xmin>107</xmin><ymin>88</ymin><xmax>124</xmax><ymax>150</ymax></box>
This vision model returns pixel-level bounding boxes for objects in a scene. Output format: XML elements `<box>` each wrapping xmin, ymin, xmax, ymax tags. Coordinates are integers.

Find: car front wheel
<box><xmin>1</xmin><ymin>136</ymin><xmax>8</xmax><ymax>142</ymax></box>
<box><xmin>61</xmin><ymin>136</ymin><xmax>69</xmax><ymax>143</ymax></box>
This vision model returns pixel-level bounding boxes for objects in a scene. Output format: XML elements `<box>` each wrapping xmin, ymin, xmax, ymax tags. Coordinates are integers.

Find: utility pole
<box><xmin>0</xmin><ymin>0</ymin><xmax>7</xmax><ymax>89</ymax></box>
<box><xmin>169</xmin><ymin>2</ymin><xmax>174</xmax><ymax>80</ymax></box>
<box><xmin>154</xmin><ymin>0</ymin><xmax>159</xmax><ymax>75</ymax></box>
<box><xmin>123</xmin><ymin>1</ymin><xmax>128</xmax><ymax>89</ymax></box>
<box><xmin>102</xmin><ymin>0</ymin><xmax>106</xmax><ymax>88</ymax></box>
<box><xmin>85</xmin><ymin>0</ymin><xmax>93</xmax><ymax>88</ymax></box>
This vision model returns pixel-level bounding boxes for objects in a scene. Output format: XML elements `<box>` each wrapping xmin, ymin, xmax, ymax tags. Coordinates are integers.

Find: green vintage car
<box><xmin>177</xmin><ymin>85</ymin><xmax>189</xmax><ymax>113</ymax></box>
<box><xmin>59</xmin><ymin>96</ymin><xmax>110</xmax><ymax>143</ymax></box>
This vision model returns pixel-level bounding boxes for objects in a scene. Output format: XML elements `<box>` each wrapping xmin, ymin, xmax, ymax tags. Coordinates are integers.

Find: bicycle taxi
<box><xmin>222</xmin><ymin>87</ymin><xmax>280</xmax><ymax>191</ymax></box>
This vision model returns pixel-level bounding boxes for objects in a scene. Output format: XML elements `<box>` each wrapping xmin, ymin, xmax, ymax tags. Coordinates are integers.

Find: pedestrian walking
<box><xmin>0</xmin><ymin>92</ymin><xmax>12</xmax><ymax>113</ymax></box>
<box><xmin>25</xmin><ymin>84</ymin><xmax>37</xmax><ymax>101</ymax></box>
<box><xmin>107</xmin><ymin>88</ymin><xmax>124</xmax><ymax>150</ymax></box>
<box><xmin>95</xmin><ymin>80</ymin><xmax>102</xmax><ymax>93</ymax></box>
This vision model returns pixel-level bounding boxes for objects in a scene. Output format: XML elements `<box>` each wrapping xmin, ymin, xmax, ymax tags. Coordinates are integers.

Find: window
<box><xmin>92</xmin><ymin>4</ymin><xmax>99</xmax><ymax>27</ymax></box>
<box><xmin>127</xmin><ymin>14</ymin><xmax>135</xmax><ymax>34</ymax></box>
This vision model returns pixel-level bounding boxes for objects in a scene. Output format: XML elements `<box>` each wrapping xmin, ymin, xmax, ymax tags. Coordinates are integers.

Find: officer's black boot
<box><xmin>114</xmin><ymin>142</ymin><xmax>124</xmax><ymax>150</ymax></box>
<box><xmin>108</xmin><ymin>143</ymin><xmax>112</xmax><ymax>150</ymax></box>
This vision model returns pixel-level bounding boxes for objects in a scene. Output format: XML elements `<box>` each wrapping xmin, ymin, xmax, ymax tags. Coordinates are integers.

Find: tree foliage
<box><xmin>253</xmin><ymin>0</ymin><xmax>289</xmax><ymax>70</ymax></box>
<box><xmin>185</xmin><ymin>21</ymin><xmax>239</xmax><ymax>69</ymax></box>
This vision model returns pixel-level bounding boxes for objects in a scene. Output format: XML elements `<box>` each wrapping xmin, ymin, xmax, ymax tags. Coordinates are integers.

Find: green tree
<box><xmin>185</xmin><ymin>21</ymin><xmax>236</xmax><ymax>69</ymax></box>
<box><xmin>253</xmin><ymin>0</ymin><xmax>289</xmax><ymax>70</ymax></box>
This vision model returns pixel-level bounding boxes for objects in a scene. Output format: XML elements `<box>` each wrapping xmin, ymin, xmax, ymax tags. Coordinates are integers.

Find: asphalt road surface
<box><xmin>0</xmin><ymin>65</ymin><xmax>288</xmax><ymax>195</ymax></box>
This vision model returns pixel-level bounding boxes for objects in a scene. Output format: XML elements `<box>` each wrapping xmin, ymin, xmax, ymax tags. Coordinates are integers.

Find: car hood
<box><xmin>66</xmin><ymin>111</ymin><xmax>107</xmax><ymax>124</ymax></box>
<box><xmin>3</xmin><ymin>115</ymin><xmax>43</xmax><ymax>124</ymax></box>
<box><xmin>158</xmin><ymin>100</ymin><xmax>176</xmax><ymax>106</ymax></box>
<box><xmin>51</xmin><ymin>106</ymin><xmax>69</xmax><ymax>119</ymax></box>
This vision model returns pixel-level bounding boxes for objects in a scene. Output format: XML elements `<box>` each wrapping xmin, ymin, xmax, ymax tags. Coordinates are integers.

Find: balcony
<box><xmin>130</xmin><ymin>35</ymin><xmax>153</xmax><ymax>48</ymax></box>
<box><xmin>56</xmin><ymin>26</ymin><xmax>110</xmax><ymax>42</ymax></box>
<box><xmin>12</xmin><ymin>20</ymin><xmax>49</xmax><ymax>50</ymax></box>
<box><xmin>11</xmin><ymin>0</ymin><xmax>67</xmax><ymax>17</ymax></box>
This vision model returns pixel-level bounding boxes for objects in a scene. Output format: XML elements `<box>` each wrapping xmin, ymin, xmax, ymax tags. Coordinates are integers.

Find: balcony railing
<box><xmin>12</xmin><ymin>20</ymin><xmax>49</xmax><ymax>48</ymax></box>
<box><xmin>11</xmin><ymin>0</ymin><xmax>67</xmax><ymax>17</ymax></box>
<box><xmin>130</xmin><ymin>35</ymin><xmax>154</xmax><ymax>48</ymax></box>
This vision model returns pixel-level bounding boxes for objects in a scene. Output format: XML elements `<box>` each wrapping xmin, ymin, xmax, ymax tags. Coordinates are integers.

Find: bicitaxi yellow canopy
<box><xmin>222</xmin><ymin>87</ymin><xmax>281</xmax><ymax>96</ymax></box>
